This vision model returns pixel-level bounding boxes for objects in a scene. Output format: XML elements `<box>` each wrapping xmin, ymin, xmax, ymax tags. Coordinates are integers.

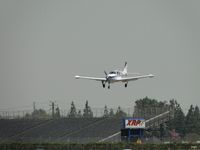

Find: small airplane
<box><xmin>75</xmin><ymin>62</ymin><xmax>154</xmax><ymax>89</ymax></box>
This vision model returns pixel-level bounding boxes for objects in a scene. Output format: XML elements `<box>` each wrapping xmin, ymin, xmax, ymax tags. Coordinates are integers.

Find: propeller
<box><xmin>124</xmin><ymin>62</ymin><xmax>127</xmax><ymax>67</ymax></box>
<box><xmin>104</xmin><ymin>71</ymin><xmax>108</xmax><ymax>80</ymax></box>
<box><xmin>104</xmin><ymin>70</ymin><xmax>107</xmax><ymax>76</ymax></box>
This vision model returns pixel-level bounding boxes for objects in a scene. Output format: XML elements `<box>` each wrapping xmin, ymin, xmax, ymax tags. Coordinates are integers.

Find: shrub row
<box><xmin>0</xmin><ymin>142</ymin><xmax>200</xmax><ymax>150</ymax></box>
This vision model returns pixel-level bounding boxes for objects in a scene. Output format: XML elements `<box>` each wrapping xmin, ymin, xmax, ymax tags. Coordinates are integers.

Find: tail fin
<box><xmin>122</xmin><ymin>62</ymin><xmax>128</xmax><ymax>75</ymax></box>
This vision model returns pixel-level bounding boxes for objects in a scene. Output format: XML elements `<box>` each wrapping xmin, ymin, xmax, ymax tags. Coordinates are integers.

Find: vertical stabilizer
<box><xmin>122</xmin><ymin>62</ymin><xmax>128</xmax><ymax>75</ymax></box>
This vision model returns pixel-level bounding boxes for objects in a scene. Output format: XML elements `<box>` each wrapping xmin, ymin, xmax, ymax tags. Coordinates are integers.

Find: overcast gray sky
<box><xmin>0</xmin><ymin>0</ymin><xmax>199</xmax><ymax>113</ymax></box>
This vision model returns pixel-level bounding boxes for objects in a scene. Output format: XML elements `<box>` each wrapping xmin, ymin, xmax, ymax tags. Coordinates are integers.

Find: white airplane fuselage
<box><xmin>106</xmin><ymin>71</ymin><xmax>126</xmax><ymax>83</ymax></box>
<box><xmin>75</xmin><ymin>62</ymin><xmax>154</xmax><ymax>89</ymax></box>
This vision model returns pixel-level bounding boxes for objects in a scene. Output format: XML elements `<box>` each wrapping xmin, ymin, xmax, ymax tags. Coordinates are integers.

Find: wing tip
<box><xmin>149</xmin><ymin>74</ymin><xmax>154</xmax><ymax>78</ymax></box>
<box><xmin>75</xmin><ymin>75</ymin><xmax>80</xmax><ymax>79</ymax></box>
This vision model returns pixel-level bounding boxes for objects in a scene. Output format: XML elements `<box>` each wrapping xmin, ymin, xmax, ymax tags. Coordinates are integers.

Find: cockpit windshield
<box><xmin>109</xmin><ymin>71</ymin><xmax>116</xmax><ymax>74</ymax></box>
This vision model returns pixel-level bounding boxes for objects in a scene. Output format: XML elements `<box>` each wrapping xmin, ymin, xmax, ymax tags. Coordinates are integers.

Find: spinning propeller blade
<box><xmin>104</xmin><ymin>71</ymin><xmax>107</xmax><ymax>76</ymax></box>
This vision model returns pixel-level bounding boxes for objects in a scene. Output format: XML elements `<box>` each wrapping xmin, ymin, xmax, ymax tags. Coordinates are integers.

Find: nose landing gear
<box><xmin>108</xmin><ymin>82</ymin><xmax>110</xmax><ymax>89</ymax></box>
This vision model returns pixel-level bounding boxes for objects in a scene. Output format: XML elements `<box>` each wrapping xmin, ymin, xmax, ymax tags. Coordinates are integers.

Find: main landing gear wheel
<box><xmin>108</xmin><ymin>85</ymin><xmax>110</xmax><ymax>89</ymax></box>
<box><xmin>102</xmin><ymin>81</ymin><xmax>105</xmax><ymax>88</ymax></box>
<box><xmin>125</xmin><ymin>83</ymin><xmax>128</xmax><ymax>88</ymax></box>
<box><xmin>103</xmin><ymin>84</ymin><xmax>105</xmax><ymax>88</ymax></box>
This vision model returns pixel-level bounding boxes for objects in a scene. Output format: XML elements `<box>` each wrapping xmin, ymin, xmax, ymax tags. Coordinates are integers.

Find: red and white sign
<box><xmin>125</xmin><ymin>118</ymin><xmax>145</xmax><ymax>129</ymax></box>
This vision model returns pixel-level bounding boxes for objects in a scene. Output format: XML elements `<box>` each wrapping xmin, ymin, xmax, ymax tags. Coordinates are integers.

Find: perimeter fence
<box><xmin>0</xmin><ymin>107</ymin><xmax>134</xmax><ymax>119</ymax></box>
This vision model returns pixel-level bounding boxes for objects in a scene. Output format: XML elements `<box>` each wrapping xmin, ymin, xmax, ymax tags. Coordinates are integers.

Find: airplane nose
<box><xmin>107</xmin><ymin>75</ymin><xmax>114</xmax><ymax>79</ymax></box>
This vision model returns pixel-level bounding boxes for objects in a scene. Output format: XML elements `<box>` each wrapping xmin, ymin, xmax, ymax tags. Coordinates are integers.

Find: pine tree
<box><xmin>115</xmin><ymin>106</ymin><xmax>127</xmax><ymax>118</ymax></box>
<box><xmin>55</xmin><ymin>107</ymin><xmax>61</xmax><ymax>118</ymax></box>
<box><xmin>77</xmin><ymin>110</ymin><xmax>82</xmax><ymax>118</ymax></box>
<box><xmin>194</xmin><ymin>105</ymin><xmax>200</xmax><ymax>121</ymax></box>
<box><xmin>83</xmin><ymin>100</ymin><xmax>93</xmax><ymax>118</ymax></box>
<box><xmin>167</xmin><ymin>100</ymin><xmax>185</xmax><ymax>137</ymax></box>
<box><xmin>193</xmin><ymin>106</ymin><xmax>200</xmax><ymax>134</ymax></box>
<box><xmin>185</xmin><ymin>105</ymin><xmax>195</xmax><ymax>133</ymax></box>
<box><xmin>103</xmin><ymin>105</ymin><xmax>109</xmax><ymax>117</ymax></box>
<box><xmin>68</xmin><ymin>101</ymin><xmax>77</xmax><ymax>118</ymax></box>
<box><xmin>109</xmin><ymin>108</ymin><xmax>115</xmax><ymax>117</ymax></box>
<box><xmin>173</xmin><ymin>106</ymin><xmax>185</xmax><ymax>136</ymax></box>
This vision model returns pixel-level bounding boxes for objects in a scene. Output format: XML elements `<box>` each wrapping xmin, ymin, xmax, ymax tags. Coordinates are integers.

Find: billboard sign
<box><xmin>125</xmin><ymin>118</ymin><xmax>145</xmax><ymax>129</ymax></box>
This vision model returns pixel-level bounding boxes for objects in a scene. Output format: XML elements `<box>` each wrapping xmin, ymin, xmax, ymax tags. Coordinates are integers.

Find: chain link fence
<box><xmin>0</xmin><ymin>107</ymin><xmax>135</xmax><ymax>119</ymax></box>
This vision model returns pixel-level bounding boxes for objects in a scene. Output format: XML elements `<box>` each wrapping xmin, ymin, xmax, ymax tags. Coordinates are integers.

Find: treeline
<box><xmin>4</xmin><ymin>96</ymin><xmax>198</xmax><ymax>142</ymax></box>
<box><xmin>23</xmin><ymin>97</ymin><xmax>200</xmax><ymax>139</ymax></box>
<box><xmin>133</xmin><ymin>97</ymin><xmax>172</xmax><ymax>119</ymax></box>
<box><xmin>168</xmin><ymin>101</ymin><xmax>200</xmax><ymax>138</ymax></box>
<box><xmin>134</xmin><ymin>97</ymin><xmax>200</xmax><ymax>140</ymax></box>
<box><xmin>67</xmin><ymin>100</ymin><xmax>127</xmax><ymax>118</ymax></box>
<box><xmin>24</xmin><ymin>100</ymin><xmax>127</xmax><ymax>119</ymax></box>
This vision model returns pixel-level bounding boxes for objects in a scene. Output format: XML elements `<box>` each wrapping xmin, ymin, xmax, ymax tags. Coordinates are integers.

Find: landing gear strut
<box><xmin>125</xmin><ymin>83</ymin><xmax>128</xmax><ymax>88</ymax></box>
<box><xmin>102</xmin><ymin>81</ymin><xmax>105</xmax><ymax>88</ymax></box>
<box><xmin>108</xmin><ymin>83</ymin><xmax>110</xmax><ymax>89</ymax></box>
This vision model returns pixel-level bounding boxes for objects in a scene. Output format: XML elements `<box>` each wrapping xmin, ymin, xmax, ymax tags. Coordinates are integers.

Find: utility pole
<box><xmin>33</xmin><ymin>102</ymin><xmax>36</xmax><ymax>112</ymax></box>
<box><xmin>50</xmin><ymin>101</ymin><xmax>55</xmax><ymax>118</ymax></box>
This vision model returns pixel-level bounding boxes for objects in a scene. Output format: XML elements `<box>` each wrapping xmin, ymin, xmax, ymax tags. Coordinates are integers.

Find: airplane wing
<box><xmin>119</xmin><ymin>74</ymin><xmax>154</xmax><ymax>82</ymax></box>
<box><xmin>75</xmin><ymin>75</ymin><xmax>106</xmax><ymax>81</ymax></box>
